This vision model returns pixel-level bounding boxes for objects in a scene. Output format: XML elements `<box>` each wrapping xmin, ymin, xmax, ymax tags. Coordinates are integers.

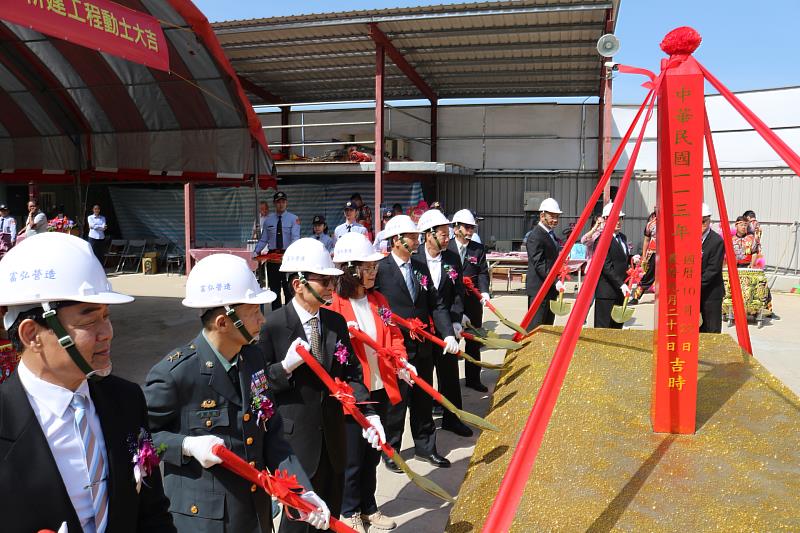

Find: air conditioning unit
<box><xmin>524</xmin><ymin>191</ymin><xmax>550</xmax><ymax>212</ymax></box>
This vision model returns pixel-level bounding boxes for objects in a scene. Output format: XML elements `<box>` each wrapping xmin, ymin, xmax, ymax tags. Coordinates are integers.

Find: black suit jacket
<box><xmin>415</xmin><ymin>244</ymin><xmax>465</xmax><ymax>327</ymax></box>
<box><xmin>375</xmin><ymin>253</ymin><xmax>455</xmax><ymax>358</ymax></box>
<box><xmin>145</xmin><ymin>334</ymin><xmax>308</xmax><ymax>532</ymax></box>
<box><xmin>257</xmin><ymin>303</ymin><xmax>373</xmax><ymax>478</ymax></box>
<box><xmin>701</xmin><ymin>230</ymin><xmax>725</xmax><ymax>301</ymax></box>
<box><xmin>596</xmin><ymin>232</ymin><xmax>631</xmax><ymax>300</ymax></box>
<box><xmin>0</xmin><ymin>372</ymin><xmax>174</xmax><ymax>533</ymax></box>
<box><xmin>447</xmin><ymin>239</ymin><xmax>489</xmax><ymax>320</ymax></box>
<box><xmin>526</xmin><ymin>224</ymin><xmax>559</xmax><ymax>300</ymax></box>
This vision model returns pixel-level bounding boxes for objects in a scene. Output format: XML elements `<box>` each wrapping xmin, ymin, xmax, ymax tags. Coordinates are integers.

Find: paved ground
<box><xmin>106</xmin><ymin>273</ymin><xmax>800</xmax><ymax>532</ymax></box>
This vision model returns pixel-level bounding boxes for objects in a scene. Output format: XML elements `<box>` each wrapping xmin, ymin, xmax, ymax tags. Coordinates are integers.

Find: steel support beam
<box><xmin>430</xmin><ymin>99</ymin><xmax>438</xmax><ymax>162</ymax></box>
<box><xmin>237</xmin><ymin>75</ymin><xmax>284</xmax><ymax>104</ymax></box>
<box><xmin>374</xmin><ymin>44</ymin><xmax>385</xmax><ymax>233</ymax></box>
<box><xmin>280</xmin><ymin>107</ymin><xmax>290</xmax><ymax>157</ymax></box>
<box><xmin>184</xmin><ymin>182</ymin><xmax>196</xmax><ymax>275</ymax></box>
<box><xmin>368</xmin><ymin>23</ymin><xmax>436</xmax><ymax>102</ymax></box>
<box><xmin>598</xmin><ymin>10</ymin><xmax>615</xmax><ymax>204</ymax></box>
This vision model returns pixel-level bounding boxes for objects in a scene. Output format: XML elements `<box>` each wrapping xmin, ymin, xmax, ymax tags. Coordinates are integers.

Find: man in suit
<box><xmin>253</xmin><ymin>191</ymin><xmax>302</xmax><ymax>309</ymax></box>
<box><xmin>700</xmin><ymin>203</ymin><xmax>725</xmax><ymax>333</ymax></box>
<box><xmin>416</xmin><ymin>209</ymin><xmax>472</xmax><ymax>437</ymax></box>
<box><xmin>525</xmin><ymin>198</ymin><xmax>563</xmax><ymax>330</ymax></box>
<box><xmin>375</xmin><ymin>215</ymin><xmax>459</xmax><ymax>471</ymax></box>
<box><xmin>0</xmin><ymin>233</ymin><xmax>174</xmax><ymax>532</ymax></box>
<box><xmin>144</xmin><ymin>254</ymin><xmax>329</xmax><ymax>532</ymax></box>
<box><xmin>448</xmin><ymin>208</ymin><xmax>491</xmax><ymax>392</ymax></box>
<box><xmin>594</xmin><ymin>203</ymin><xmax>632</xmax><ymax>329</ymax></box>
<box><xmin>258</xmin><ymin>238</ymin><xmax>380</xmax><ymax>533</ymax></box>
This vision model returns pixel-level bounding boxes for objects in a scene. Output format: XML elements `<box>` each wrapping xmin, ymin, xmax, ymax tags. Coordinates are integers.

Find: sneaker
<box><xmin>362</xmin><ymin>510</ymin><xmax>397</xmax><ymax>530</ymax></box>
<box><xmin>342</xmin><ymin>514</ymin><xmax>367</xmax><ymax>533</ymax></box>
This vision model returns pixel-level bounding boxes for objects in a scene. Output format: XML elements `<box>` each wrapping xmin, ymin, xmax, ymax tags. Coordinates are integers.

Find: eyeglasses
<box><xmin>358</xmin><ymin>264</ymin><xmax>378</xmax><ymax>274</ymax></box>
<box><xmin>305</xmin><ymin>275</ymin><xmax>335</xmax><ymax>287</ymax></box>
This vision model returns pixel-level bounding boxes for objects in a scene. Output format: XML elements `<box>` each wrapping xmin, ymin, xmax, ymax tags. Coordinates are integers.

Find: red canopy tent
<box><xmin>0</xmin><ymin>0</ymin><xmax>276</xmax><ymax>270</ymax></box>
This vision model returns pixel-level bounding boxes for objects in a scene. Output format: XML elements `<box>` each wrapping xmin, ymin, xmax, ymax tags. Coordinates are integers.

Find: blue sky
<box><xmin>195</xmin><ymin>0</ymin><xmax>800</xmax><ymax>104</ymax></box>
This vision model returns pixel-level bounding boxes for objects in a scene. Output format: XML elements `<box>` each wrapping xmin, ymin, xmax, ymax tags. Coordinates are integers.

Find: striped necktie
<box><xmin>403</xmin><ymin>262</ymin><xmax>417</xmax><ymax>300</ymax></box>
<box><xmin>307</xmin><ymin>316</ymin><xmax>324</xmax><ymax>363</ymax></box>
<box><xmin>72</xmin><ymin>393</ymin><xmax>108</xmax><ymax>533</ymax></box>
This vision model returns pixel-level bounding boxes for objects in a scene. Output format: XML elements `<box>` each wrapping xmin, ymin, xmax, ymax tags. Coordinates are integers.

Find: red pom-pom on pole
<box><xmin>660</xmin><ymin>26</ymin><xmax>702</xmax><ymax>55</ymax></box>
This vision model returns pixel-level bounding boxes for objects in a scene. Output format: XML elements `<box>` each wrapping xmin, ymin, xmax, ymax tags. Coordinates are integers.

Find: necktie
<box><xmin>616</xmin><ymin>234</ymin><xmax>625</xmax><ymax>254</ymax></box>
<box><xmin>459</xmin><ymin>245</ymin><xmax>466</xmax><ymax>264</ymax></box>
<box><xmin>307</xmin><ymin>316</ymin><xmax>324</xmax><ymax>363</ymax></box>
<box><xmin>72</xmin><ymin>393</ymin><xmax>108</xmax><ymax>533</ymax></box>
<box><xmin>347</xmin><ymin>225</ymin><xmax>352</xmax><ymax>233</ymax></box>
<box><xmin>227</xmin><ymin>359</ymin><xmax>240</xmax><ymax>393</ymax></box>
<box><xmin>276</xmin><ymin>215</ymin><xmax>284</xmax><ymax>249</ymax></box>
<box><xmin>403</xmin><ymin>262</ymin><xmax>417</xmax><ymax>300</ymax></box>
<box><xmin>548</xmin><ymin>230</ymin><xmax>557</xmax><ymax>246</ymax></box>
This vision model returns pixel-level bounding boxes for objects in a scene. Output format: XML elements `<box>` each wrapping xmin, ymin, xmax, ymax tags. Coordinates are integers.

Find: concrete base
<box><xmin>446</xmin><ymin>327</ymin><xmax>800</xmax><ymax>532</ymax></box>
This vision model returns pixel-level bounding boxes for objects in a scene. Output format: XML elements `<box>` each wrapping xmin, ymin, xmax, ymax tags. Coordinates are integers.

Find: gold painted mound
<box><xmin>447</xmin><ymin>327</ymin><xmax>800</xmax><ymax>532</ymax></box>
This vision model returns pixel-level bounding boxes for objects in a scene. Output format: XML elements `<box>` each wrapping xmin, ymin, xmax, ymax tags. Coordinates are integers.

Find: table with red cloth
<box><xmin>189</xmin><ymin>248</ymin><xmax>258</xmax><ymax>271</ymax></box>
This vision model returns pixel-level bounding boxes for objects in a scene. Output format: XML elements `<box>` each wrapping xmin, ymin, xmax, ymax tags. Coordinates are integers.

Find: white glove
<box><xmin>452</xmin><ymin>322</ymin><xmax>463</xmax><ymax>340</ymax></box>
<box><xmin>282</xmin><ymin>338</ymin><xmax>311</xmax><ymax>374</ymax></box>
<box><xmin>361</xmin><ymin>415</ymin><xmax>385</xmax><ymax>450</ymax></box>
<box><xmin>555</xmin><ymin>280</ymin><xmax>565</xmax><ymax>293</ymax></box>
<box><xmin>443</xmin><ymin>336</ymin><xmax>460</xmax><ymax>355</ymax></box>
<box><xmin>182</xmin><ymin>435</ymin><xmax>224</xmax><ymax>468</ymax></box>
<box><xmin>397</xmin><ymin>359</ymin><xmax>416</xmax><ymax>385</ymax></box>
<box><xmin>480</xmin><ymin>292</ymin><xmax>491</xmax><ymax>305</ymax></box>
<box><xmin>632</xmin><ymin>254</ymin><xmax>642</xmax><ymax>265</ymax></box>
<box><xmin>346</xmin><ymin>321</ymin><xmax>360</xmax><ymax>335</ymax></box>
<box><xmin>461</xmin><ymin>315</ymin><xmax>472</xmax><ymax>328</ymax></box>
<box><xmin>620</xmin><ymin>283</ymin><xmax>631</xmax><ymax>297</ymax></box>
<box><xmin>298</xmin><ymin>491</ymin><xmax>330</xmax><ymax>530</ymax></box>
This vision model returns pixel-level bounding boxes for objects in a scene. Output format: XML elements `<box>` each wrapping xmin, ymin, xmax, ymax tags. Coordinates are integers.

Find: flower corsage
<box><xmin>335</xmin><ymin>340</ymin><xmax>350</xmax><ymax>365</ymax></box>
<box><xmin>415</xmin><ymin>271</ymin><xmax>429</xmax><ymax>290</ymax></box>
<box><xmin>129</xmin><ymin>428</ymin><xmax>166</xmax><ymax>493</ymax></box>
<box><xmin>251</xmin><ymin>392</ymin><xmax>275</xmax><ymax>430</ymax></box>
<box><xmin>443</xmin><ymin>264</ymin><xmax>459</xmax><ymax>283</ymax></box>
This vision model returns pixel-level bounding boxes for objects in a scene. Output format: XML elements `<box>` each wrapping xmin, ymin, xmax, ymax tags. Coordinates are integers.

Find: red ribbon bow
<box><xmin>558</xmin><ymin>264</ymin><xmax>572</xmax><ymax>283</ymax></box>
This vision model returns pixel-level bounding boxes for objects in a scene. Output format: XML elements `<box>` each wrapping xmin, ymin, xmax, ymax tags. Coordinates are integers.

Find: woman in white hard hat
<box><xmin>326</xmin><ymin>232</ymin><xmax>402</xmax><ymax>532</ymax></box>
<box><xmin>258</xmin><ymin>238</ymin><xmax>378</xmax><ymax>533</ymax></box>
<box><xmin>144</xmin><ymin>253</ymin><xmax>329</xmax><ymax>532</ymax></box>
<box><xmin>0</xmin><ymin>233</ymin><xmax>174</xmax><ymax>532</ymax></box>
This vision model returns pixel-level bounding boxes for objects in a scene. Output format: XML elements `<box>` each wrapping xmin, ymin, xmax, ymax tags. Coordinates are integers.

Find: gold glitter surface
<box><xmin>446</xmin><ymin>327</ymin><xmax>800</xmax><ymax>532</ymax></box>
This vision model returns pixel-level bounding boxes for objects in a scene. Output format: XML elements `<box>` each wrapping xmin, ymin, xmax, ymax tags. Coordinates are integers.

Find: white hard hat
<box><xmin>0</xmin><ymin>233</ymin><xmax>133</xmax><ymax>329</ymax></box>
<box><xmin>539</xmin><ymin>198</ymin><xmax>562</xmax><ymax>214</ymax></box>
<box><xmin>451</xmin><ymin>209</ymin><xmax>477</xmax><ymax>226</ymax></box>
<box><xmin>702</xmin><ymin>203</ymin><xmax>712</xmax><ymax>217</ymax></box>
<box><xmin>602</xmin><ymin>202</ymin><xmax>625</xmax><ymax>218</ymax></box>
<box><xmin>280</xmin><ymin>238</ymin><xmax>343</xmax><ymax>275</ymax></box>
<box><xmin>182</xmin><ymin>254</ymin><xmax>276</xmax><ymax>308</ymax></box>
<box><xmin>382</xmin><ymin>215</ymin><xmax>419</xmax><ymax>239</ymax></box>
<box><xmin>417</xmin><ymin>209</ymin><xmax>451</xmax><ymax>233</ymax></box>
<box><xmin>333</xmin><ymin>232</ymin><xmax>384</xmax><ymax>263</ymax></box>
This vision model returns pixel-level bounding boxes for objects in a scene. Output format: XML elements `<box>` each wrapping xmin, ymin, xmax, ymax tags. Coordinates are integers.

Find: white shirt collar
<box><xmin>425</xmin><ymin>247</ymin><xmax>442</xmax><ymax>262</ymax></box>
<box><xmin>391</xmin><ymin>251</ymin><xmax>410</xmax><ymax>268</ymax></box>
<box><xmin>17</xmin><ymin>360</ymin><xmax>89</xmax><ymax>419</ymax></box>
<box><xmin>291</xmin><ymin>297</ymin><xmax>319</xmax><ymax>325</ymax></box>
<box><xmin>538</xmin><ymin>222</ymin><xmax>552</xmax><ymax>233</ymax></box>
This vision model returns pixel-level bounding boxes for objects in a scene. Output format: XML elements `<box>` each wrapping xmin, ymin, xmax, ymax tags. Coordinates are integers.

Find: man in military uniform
<box><xmin>144</xmin><ymin>254</ymin><xmax>330</xmax><ymax>532</ymax></box>
<box><xmin>254</xmin><ymin>192</ymin><xmax>302</xmax><ymax>310</ymax></box>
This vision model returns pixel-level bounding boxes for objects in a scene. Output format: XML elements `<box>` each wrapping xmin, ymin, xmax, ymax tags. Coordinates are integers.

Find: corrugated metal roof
<box><xmin>212</xmin><ymin>0</ymin><xmax>620</xmax><ymax>104</ymax></box>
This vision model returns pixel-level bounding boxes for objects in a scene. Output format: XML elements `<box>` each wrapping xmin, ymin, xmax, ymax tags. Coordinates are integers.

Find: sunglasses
<box><xmin>305</xmin><ymin>275</ymin><xmax>335</xmax><ymax>287</ymax></box>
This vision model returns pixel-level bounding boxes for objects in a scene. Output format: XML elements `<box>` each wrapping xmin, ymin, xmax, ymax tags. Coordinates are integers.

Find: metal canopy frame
<box><xmin>212</xmin><ymin>0</ymin><xmax>619</xmax><ymax>231</ymax></box>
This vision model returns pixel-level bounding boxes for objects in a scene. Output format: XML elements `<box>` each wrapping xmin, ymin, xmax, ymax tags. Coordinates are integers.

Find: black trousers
<box><xmin>384</xmin><ymin>342</ymin><xmax>436</xmax><ymax>456</ymax></box>
<box><xmin>463</xmin><ymin>300</ymin><xmax>484</xmax><ymax>386</ymax></box>
<box><xmin>594</xmin><ymin>296</ymin><xmax>624</xmax><ymax>329</ymax></box>
<box><xmin>526</xmin><ymin>293</ymin><xmax>556</xmax><ymax>331</ymax></box>
<box><xmin>267</xmin><ymin>261</ymin><xmax>294</xmax><ymax>310</ymax></box>
<box><xmin>88</xmin><ymin>237</ymin><xmax>105</xmax><ymax>262</ymax></box>
<box><xmin>433</xmin><ymin>344</ymin><xmax>463</xmax><ymax>428</ymax></box>
<box><xmin>279</xmin><ymin>439</ymin><xmax>343</xmax><ymax>533</ymax></box>
<box><xmin>700</xmin><ymin>298</ymin><xmax>723</xmax><ymax>334</ymax></box>
<box><xmin>341</xmin><ymin>389</ymin><xmax>389</xmax><ymax>517</ymax></box>
<box><xmin>638</xmin><ymin>255</ymin><xmax>656</xmax><ymax>295</ymax></box>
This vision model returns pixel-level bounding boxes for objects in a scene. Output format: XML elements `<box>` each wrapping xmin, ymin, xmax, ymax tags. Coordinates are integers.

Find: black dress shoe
<box><xmin>383</xmin><ymin>458</ymin><xmax>403</xmax><ymax>473</ymax></box>
<box><xmin>442</xmin><ymin>421</ymin><xmax>474</xmax><ymax>437</ymax></box>
<box><xmin>432</xmin><ymin>404</ymin><xmax>444</xmax><ymax>417</ymax></box>
<box><xmin>465</xmin><ymin>381</ymin><xmax>489</xmax><ymax>392</ymax></box>
<box><xmin>416</xmin><ymin>452</ymin><xmax>451</xmax><ymax>468</ymax></box>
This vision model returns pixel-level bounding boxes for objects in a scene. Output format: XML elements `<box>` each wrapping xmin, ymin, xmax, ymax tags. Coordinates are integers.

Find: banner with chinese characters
<box><xmin>651</xmin><ymin>56</ymin><xmax>704</xmax><ymax>434</ymax></box>
<box><xmin>2</xmin><ymin>0</ymin><xmax>169</xmax><ymax>72</ymax></box>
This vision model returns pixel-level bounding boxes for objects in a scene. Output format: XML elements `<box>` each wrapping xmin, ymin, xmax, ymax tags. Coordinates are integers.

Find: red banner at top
<box><xmin>2</xmin><ymin>0</ymin><xmax>169</xmax><ymax>72</ymax></box>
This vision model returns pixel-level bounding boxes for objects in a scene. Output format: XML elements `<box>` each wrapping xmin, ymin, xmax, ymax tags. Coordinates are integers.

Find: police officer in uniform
<box><xmin>144</xmin><ymin>254</ymin><xmax>330</xmax><ymax>532</ymax></box>
<box><xmin>311</xmin><ymin>215</ymin><xmax>335</xmax><ymax>254</ymax></box>
<box><xmin>334</xmin><ymin>201</ymin><xmax>368</xmax><ymax>241</ymax></box>
<box><xmin>254</xmin><ymin>192</ymin><xmax>302</xmax><ymax>310</ymax></box>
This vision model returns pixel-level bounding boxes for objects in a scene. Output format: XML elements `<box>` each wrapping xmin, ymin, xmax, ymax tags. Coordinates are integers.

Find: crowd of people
<box><xmin>0</xmin><ymin>194</ymin><xmax>492</xmax><ymax>533</ymax></box>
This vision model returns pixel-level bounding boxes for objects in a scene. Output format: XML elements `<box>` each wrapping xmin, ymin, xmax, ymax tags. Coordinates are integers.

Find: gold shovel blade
<box><xmin>481</xmin><ymin>337</ymin><xmax>524</xmax><ymax>350</ymax></box>
<box><xmin>461</xmin><ymin>352</ymin><xmax>504</xmax><ymax>369</ymax></box>
<box><xmin>456</xmin><ymin>408</ymin><xmax>500</xmax><ymax>432</ymax></box>
<box><xmin>500</xmin><ymin>317</ymin><xmax>528</xmax><ymax>336</ymax></box>
<box><xmin>611</xmin><ymin>299</ymin><xmax>635</xmax><ymax>324</ymax></box>
<box><xmin>392</xmin><ymin>454</ymin><xmax>455</xmax><ymax>503</ymax></box>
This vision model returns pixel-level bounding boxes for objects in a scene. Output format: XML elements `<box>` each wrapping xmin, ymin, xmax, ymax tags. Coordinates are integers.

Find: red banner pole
<box><xmin>698</xmin><ymin>62</ymin><xmax>800</xmax><ymax>176</ymax></box>
<box><xmin>704</xmin><ymin>112</ymin><xmax>753</xmax><ymax>355</ymax></box>
<box><xmin>481</xmin><ymin>85</ymin><xmax>659</xmax><ymax>533</ymax></box>
<box><xmin>514</xmin><ymin>88</ymin><xmax>656</xmax><ymax>339</ymax></box>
